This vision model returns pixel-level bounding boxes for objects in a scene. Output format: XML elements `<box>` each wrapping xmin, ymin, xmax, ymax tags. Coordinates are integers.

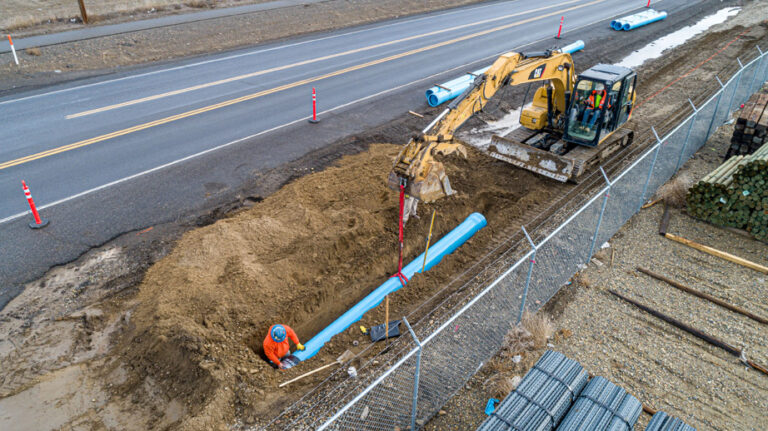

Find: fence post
<box><xmin>639</xmin><ymin>127</ymin><xmax>663</xmax><ymax>209</ymax></box>
<box><xmin>517</xmin><ymin>226</ymin><xmax>537</xmax><ymax>324</ymax></box>
<box><xmin>675</xmin><ymin>99</ymin><xmax>698</xmax><ymax>171</ymax></box>
<box><xmin>587</xmin><ymin>167</ymin><xmax>611</xmax><ymax>264</ymax></box>
<box><xmin>722</xmin><ymin>58</ymin><xmax>745</xmax><ymax>123</ymax></box>
<box><xmin>403</xmin><ymin>317</ymin><xmax>422</xmax><ymax>431</ymax></box>
<box><xmin>747</xmin><ymin>48</ymin><xmax>763</xmax><ymax>95</ymax></box>
<box><xmin>705</xmin><ymin>76</ymin><xmax>726</xmax><ymax>141</ymax></box>
<box><xmin>761</xmin><ymin>46</ymin><xmax>768</xmax><ymax>82</ymax></box>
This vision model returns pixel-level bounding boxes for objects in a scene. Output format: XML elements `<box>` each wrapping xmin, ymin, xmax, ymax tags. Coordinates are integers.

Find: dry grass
<box><xmin>655</xmin><ymin>173</ymin><xmax>694</xmax><ymax>208</ymax></box>
<box><xmin>520</xmin><ymin>310</ymin><xmax>553</xmax><ymax>349</ymax></box>
<box><xmin>484</xmin><ymin>373</ymin><xmax>516</xmax><ymax>399</ymax></box>
<box><xmin>26</xmin><ymin>47</ymin><xmax>41</xmax><ymax>56</ymax></box>
<box><xmin>3</xmin><ymin>14</ymin><xmax>38</xmax><ymax>32</ymax></box>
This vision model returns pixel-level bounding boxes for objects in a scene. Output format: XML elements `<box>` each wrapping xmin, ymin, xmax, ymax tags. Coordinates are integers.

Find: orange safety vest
<box><xmin>588</xmin><ymin>90</ymin><xmax>607</xmax><ymax>109</ymax></box>
<box><xmin>263</xmin><ymin>324</ymin><xmax>300</xmax><ymax>367</ymax></box>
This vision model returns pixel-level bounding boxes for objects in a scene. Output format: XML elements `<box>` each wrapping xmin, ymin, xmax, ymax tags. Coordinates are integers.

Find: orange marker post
<box><xmin>22</xmin><ymin>180</ymin><xmax>49</xmax><ymax>229</ymax></box>
<box><xmin>7</xmin><ymin>35</ymin><xmax>19</xmax><ymax>65</ymax></box>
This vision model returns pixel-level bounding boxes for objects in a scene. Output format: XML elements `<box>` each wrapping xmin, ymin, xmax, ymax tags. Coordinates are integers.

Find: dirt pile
<box><xmin>117</xmin><ymin>143</ymin><xmax>554</xmax><ymax>428</ymax></box>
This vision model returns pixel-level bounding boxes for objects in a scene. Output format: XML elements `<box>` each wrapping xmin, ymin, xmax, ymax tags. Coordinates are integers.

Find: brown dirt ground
<box><xmin>2</xmin><ymin>2</ymin><xmax>766</xmax><ymax>430</ymax></box>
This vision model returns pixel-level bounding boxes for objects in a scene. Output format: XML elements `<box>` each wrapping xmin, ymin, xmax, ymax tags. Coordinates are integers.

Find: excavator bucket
<box><xmin>388</xmin><ymin>141</ymin><xmax>466</xmax><ymax>203</ymax></box>
<box><xmin>487</xmin><ymin>135</ymin><xmax>574</xmax><ymax>182</ymax></box>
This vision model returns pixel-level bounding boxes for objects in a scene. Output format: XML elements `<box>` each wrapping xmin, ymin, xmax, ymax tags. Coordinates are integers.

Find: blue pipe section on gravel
<box><xmin>424</xmin><ymin>39</ymin><xmax>585</xmax><ymax>108</ymax></box>
<box><xmin>294</xmin><ymin>212</ymin><xmax>487</xmax><ymax>361</ymax></box>
<box><xmin>558</xmin><ymin>40</ymin><xmax>585</xmax><ymax>55</ymax></box>
<box><xmin>611</xmin><ymin>9</ymin><xmax>667</xmax><ymax>31</ymax></box>
<box><xmin>426</xmin><ymin>67</ymin><xmax>490</xmax><ymax>107</ymax></box>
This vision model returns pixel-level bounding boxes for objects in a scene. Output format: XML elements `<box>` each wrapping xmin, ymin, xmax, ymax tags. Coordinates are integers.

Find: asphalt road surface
<box><xmin>0</xmin><ymin>0</ymin><xmax>712</xmax><ymax>308</ymax></box>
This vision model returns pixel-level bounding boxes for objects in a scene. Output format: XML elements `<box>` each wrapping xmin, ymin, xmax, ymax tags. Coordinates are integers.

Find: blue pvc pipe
<box><xmin>623</xmin><ymin>11</ymin><xmax>667</xmax><ymax>30</ymax></box>
<box><xmin>426</xmin><ymin>66</ymin><xmax>490</xmax><ymax>107</ymax></box>
<box><xmin>294</xmin><ymin>212</ymin><xmax>487</xmax><ymax>361</ymax></box>
<box><xmin>558</xmin><ymin>40</ymin><xmax>585</xmax><ymax>55</ymax></box>
<box><xmin>611</xmin><ymin>10</ymin><xmax>667</xmax><ymax>31</ymax></box>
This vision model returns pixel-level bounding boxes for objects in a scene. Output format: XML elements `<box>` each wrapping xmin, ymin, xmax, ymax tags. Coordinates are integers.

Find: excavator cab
<box><xmin>564</xmin><ymin>65</ymin><xmax>636</xmax><ymax>147</ymax></box>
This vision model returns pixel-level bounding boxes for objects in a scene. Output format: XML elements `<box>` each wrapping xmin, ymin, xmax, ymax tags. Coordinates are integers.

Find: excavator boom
<box><xmin>389</xmin><ymin>51</ymin><xmax>637</xmax><ymax>201</ymax></box>
<box><xmin>389</xmin><ymin>50</ymin><xmax>576</xmax><ymax>202</ymax></box>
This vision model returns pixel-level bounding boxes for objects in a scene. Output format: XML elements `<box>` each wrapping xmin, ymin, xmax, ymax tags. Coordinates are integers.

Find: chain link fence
<box><xmin>260</xmin><ymin>45</ymin><xmax>768</xmax><ymax>431</ymax></box>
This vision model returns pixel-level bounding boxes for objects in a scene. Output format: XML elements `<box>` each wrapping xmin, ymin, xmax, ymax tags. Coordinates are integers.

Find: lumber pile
<box><xmin>726</xmin><ymin>93</ymin><xmax>768</xmax><ymax>160</ymax></box>
<box><xmin>687</xmin><ymin>143</ymin><xmax>768</xmax><ymax>242</ymax></box>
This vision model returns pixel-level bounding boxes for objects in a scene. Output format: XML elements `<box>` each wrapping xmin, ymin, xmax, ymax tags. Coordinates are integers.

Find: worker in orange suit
<box><xmin>263</xmin><ymin>324</ymin><xmax>305</xmax><ymax>369</ymax></box>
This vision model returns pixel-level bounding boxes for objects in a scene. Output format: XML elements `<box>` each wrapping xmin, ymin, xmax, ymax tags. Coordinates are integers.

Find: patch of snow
<box><xmin>617</xmin><ymin>7</ymin><xmax>741</xmax><ymax>69</ymax></box>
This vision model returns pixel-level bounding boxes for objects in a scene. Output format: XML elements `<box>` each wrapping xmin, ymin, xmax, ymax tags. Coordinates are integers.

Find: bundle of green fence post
<box><xmin>687</xmin><ymin>143</ymin><xmax>768</xmax><ymax>242</ymax></box>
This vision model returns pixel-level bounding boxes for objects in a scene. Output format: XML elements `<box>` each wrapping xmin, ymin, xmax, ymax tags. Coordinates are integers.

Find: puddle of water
<box><xmin>617</xmin><ymin>7</ymin><xmax>741</xmax><ymax>69</ymax></box>
<box><xmin>0</xmin><ymin>365</ymin><xmax>106</xmax><ymax>431</ymax></box>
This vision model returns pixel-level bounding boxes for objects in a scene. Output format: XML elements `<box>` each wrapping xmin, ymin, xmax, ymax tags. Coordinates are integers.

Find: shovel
<box><xmin>279</xmin><ymin>349</ymin><xmax>355</xmax><ymax>388</ymax></box>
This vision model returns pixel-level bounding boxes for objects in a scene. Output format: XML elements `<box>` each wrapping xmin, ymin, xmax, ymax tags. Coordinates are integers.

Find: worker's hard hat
<box><xmin>271</xmin><ymin>325</ymin><xmax>287</xmax><ymax>343</ymax></box>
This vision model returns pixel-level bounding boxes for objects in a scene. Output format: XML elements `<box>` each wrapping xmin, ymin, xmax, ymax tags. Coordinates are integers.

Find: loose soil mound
<box><xmin>119</xmin><ymin>143</ymin><xmax>557</xmax><ymax>428</ymax></box>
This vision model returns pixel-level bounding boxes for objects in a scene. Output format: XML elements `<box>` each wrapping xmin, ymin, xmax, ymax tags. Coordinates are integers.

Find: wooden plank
<box><xmin>746</xmin><ymin>94</ymin><xmax>768</xmax><ymax>128</ymax></box>
<box><xmin>665</xmin><ymin>233</ymin><xmax>768</xmax><ymax>274</ymax></box>
<box><xmin>757</xmin><ymin>103</ymin><xmax>768</xmax><ymax>132</ymax></box>
<box><xmin>738</xmin><ymin>93</ymin><xmax>760</xmax><ymax>125</ymax></box>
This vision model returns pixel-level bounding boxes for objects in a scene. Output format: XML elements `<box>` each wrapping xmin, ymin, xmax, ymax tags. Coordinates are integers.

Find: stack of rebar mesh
<box><xmin>477</xmin><ymin>351</ymin><xmax>696</xmax><ymax>431</ymax></box>
<box><xmin>556</xmin><ymin>376</ymin><xmax>641</xmax><ymax>431</ymax></box>
<box><xmin>687</xmin><ymin>143</ymin><xmax>768</xmax><ymax>242</ymax></box>
<box><xmin>645</xmin><ymin>411</ymin><xmax>697</xmax><ymax>431</ymax></box>
<box><xmin>476</xmin><ymin>350</ymin><xmax>589</xmax><ymax>430</ymax></box>
<box><xmin>726</xmin><ymin>93</ymin><xmax>768</xmax><ymax>160</ymax></box>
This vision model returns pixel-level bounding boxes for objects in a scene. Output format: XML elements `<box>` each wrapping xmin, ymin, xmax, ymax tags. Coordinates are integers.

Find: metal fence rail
<box><xmin>261</xmin><ymin>45</ymin><xmax>768</xmax><ymax>431</ymax></box>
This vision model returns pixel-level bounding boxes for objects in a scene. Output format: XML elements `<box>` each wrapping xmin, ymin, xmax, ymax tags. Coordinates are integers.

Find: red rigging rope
<box><xmin>391</xmin><ymin>180</ymin><xmax>409</xmax><ymax>287</ymax></box>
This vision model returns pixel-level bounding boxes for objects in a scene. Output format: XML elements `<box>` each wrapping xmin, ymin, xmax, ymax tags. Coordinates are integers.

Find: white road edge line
<box><xmin>0</xmin><ymin>2</ymin><xmax>656</xmax><ymax>227</ymax></box>
<box><xmin>0</xmin><ymin>0</ymin><xmax>523</xmax><ymax>106</ymax></box>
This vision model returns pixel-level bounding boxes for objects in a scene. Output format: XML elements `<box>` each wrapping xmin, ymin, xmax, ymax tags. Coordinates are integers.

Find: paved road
<box><xmin>0</xmin><ymin>0</ymin><xmax>709</xmax><ymax>308</ymax></box>
<box><xmin>0</xmin><ymin>0</ymin><xmax>328</xmax><ymax>53</ymax></box>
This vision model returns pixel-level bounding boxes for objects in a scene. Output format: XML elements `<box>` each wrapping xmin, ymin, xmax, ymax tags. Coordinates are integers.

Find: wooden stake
<box><xmin>665</xmin><ymin>233</ymin><xmax>768</xmax><ymax>274</ymax></box>
<box><xmin>77</xmin><ymin>0</ymin><xmax>89</xmax><ymax>24</ymax></box>
<box><xmin>384</xmin><ymin>295</ymin><xmax>389</xmax><ymax>344</ymax></box>
<box><xmin>658</xmin><ymin>204</ymin><xmax>670</xmax><ymax>236</ymax></box>
<box><xmin>642</xmin><ymin>404</ymin><xmax>657</xmax><ymax>416</ymax></box>
<box><xmin>642</xmin><ymin>198</ymin><xmax>661</xmax><ymax>209</ymax></box>
<box><xmin>609</xmin><ymin>289</ymin><xmax>768</xmax><ymax>376</ymax></box>
<box><xmin>637</xmin><ymin>267</ymin><xmax>768</xmax><ymax>325</ymax></box>
<box><xmin>408</xmin><ymin>110</ymin><xmax>424</xmax><ymax>118</ymax></box>
<box><xmin>422</xmin><ymin>210</ymin><xmax>437</xmax><ymax>272</ymax></box>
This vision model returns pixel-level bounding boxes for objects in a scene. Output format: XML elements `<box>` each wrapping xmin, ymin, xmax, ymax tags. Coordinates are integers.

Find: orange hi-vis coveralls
<box><xmin>263</xmin><ymin>324</ymin><xmax>300</xmax><ymax>368</ymax></box>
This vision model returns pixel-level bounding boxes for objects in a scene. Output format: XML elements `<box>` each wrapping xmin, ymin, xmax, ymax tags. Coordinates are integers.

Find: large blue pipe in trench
<box><xmin>294</xmin><ymin>212</ymin><xmax>487</xmax><ymax>361</ymax></box>
<box><xmin>425</xmin><ymin>41</ymin><xmax>585</xmax><ymax>107</ymax></box>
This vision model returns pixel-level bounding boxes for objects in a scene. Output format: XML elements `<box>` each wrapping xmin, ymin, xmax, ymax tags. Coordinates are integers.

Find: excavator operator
<box><xmin>581</xmin><ymin>87</ymin><xmax>608</xmax><ymax>129</ymax></box>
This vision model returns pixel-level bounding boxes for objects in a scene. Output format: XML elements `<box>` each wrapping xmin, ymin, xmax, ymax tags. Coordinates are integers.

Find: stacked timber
<box><xmin>726</xmin><ymin>93</ymin><xmax>768</xmax><ymax>160</ymax></box>
<box><xmin>687</xmin><ymin>143</ymin><xmax>768</xmax><ymax>242</ymax></box>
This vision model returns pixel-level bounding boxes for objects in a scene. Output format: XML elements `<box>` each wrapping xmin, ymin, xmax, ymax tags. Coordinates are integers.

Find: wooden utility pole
<box><xmin>78</xmin><ymin>0</ymin><xmax>89</xmax><ymax>24</ymax></box>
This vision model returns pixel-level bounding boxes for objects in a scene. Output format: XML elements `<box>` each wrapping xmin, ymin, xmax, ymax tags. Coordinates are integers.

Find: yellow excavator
<box><xmin>388</xmin><ymin>49</ymin><xmax>637</xmax><ymax>202</ymax></box>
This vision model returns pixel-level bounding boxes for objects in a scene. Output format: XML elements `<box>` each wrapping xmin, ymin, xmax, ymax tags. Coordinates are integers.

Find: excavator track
<box><xmin>487</xmin><ymin>127</ymin><xmax>634</xmax><ymax>182</ymax></box>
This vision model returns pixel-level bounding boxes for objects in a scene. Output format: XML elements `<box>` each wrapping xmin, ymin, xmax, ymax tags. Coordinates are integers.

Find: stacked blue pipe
<box><xmin>425</xmin><ymin>40</ymin><xmax>584</xmax><ymax>107</ymax></box>
<box><xmin>611</xmin><ymin>9</ymin><xmax>667</xmax><ymax>31</ymax></box>
<box><xmin>294</xmin><ymin>213</ymin><xmax>487</xmax><ymax>361</ymax></box>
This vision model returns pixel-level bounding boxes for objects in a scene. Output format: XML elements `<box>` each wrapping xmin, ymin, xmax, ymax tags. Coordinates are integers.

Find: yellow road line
<box><xmin>67</xmin><ymin>0</ymin><xmax>584</xmax><ymax>119</ymax></box>
<box><xmin>2</xmin><ymin>0</ymin><xmax>604</xmax><ymax>171</ymax></box>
